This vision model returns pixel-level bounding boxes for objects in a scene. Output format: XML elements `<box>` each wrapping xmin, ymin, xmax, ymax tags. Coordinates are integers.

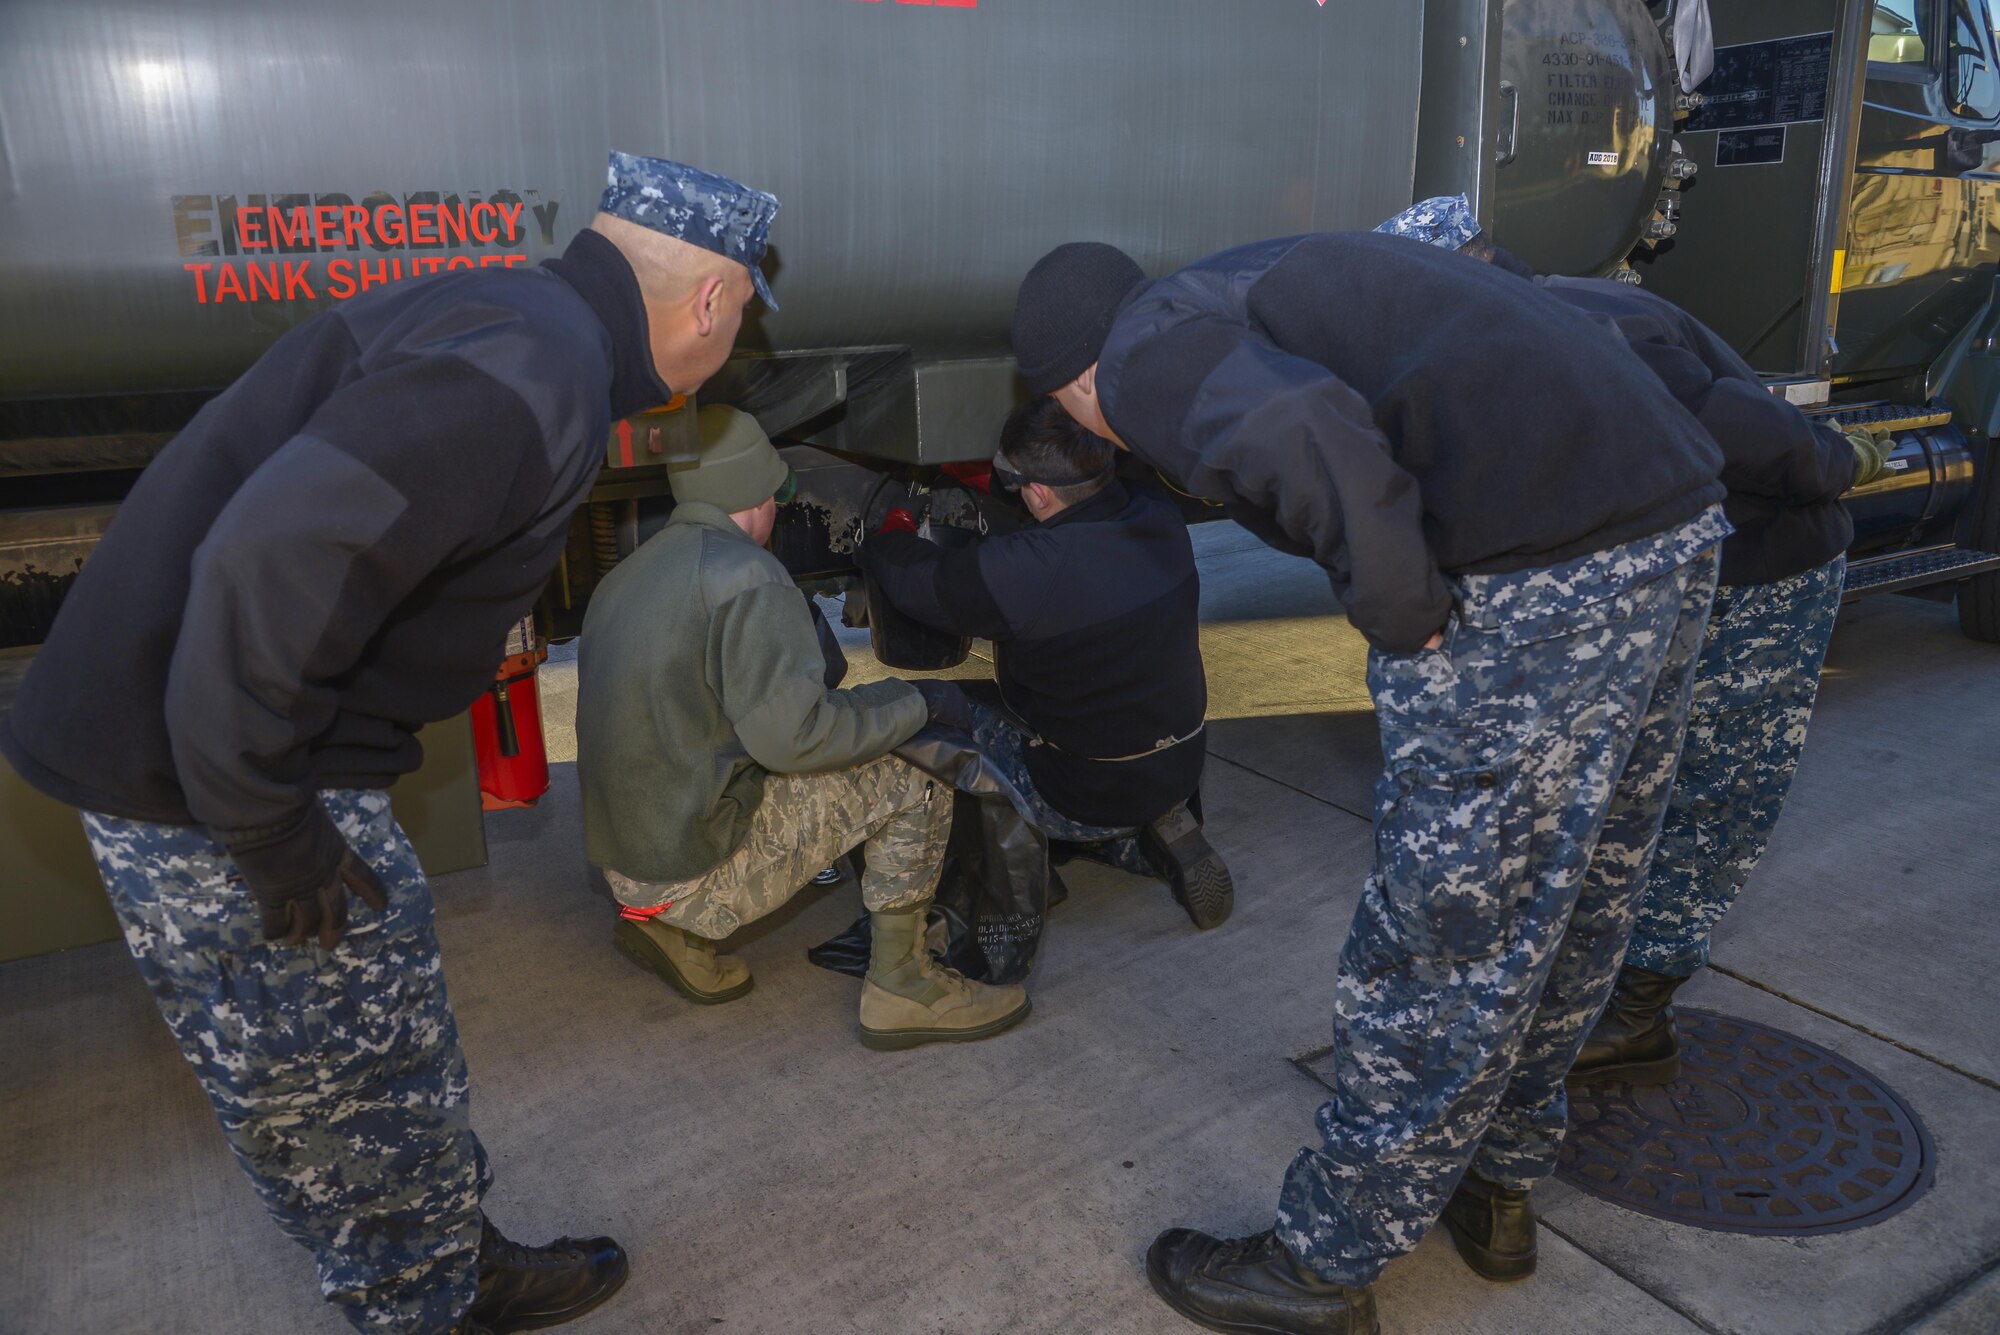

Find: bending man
<box><xmin>1012</xmin><ymin>229</ymin><xmax>1729</xmax><ymax>1333</ymax></box>
<box><xmin>0</xmin><ymin>152</ymin><xmax>775</xmax><ymax>1335</ymax></box>
<box><xmin>1377</xmin><ymin>196</ymin><xmax>1881</xmax><ymax>1086</ymax></box>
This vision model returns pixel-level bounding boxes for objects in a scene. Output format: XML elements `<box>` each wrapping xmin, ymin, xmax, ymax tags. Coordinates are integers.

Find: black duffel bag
<box><xmin>806</xmin><ymin>723</ymin><xmax>1055</xmax><ymax>985</ymax></box>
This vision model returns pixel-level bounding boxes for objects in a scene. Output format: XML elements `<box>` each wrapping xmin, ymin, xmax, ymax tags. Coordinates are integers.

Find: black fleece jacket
<box><xmin>1531</xmin><ymin>275</ymin><xmax>1855</xmax><ymax>586</ymax></box>
<box><xmin>0</xmin><ymin>229</ymin><xmax>669</xmax><ymax>900</ymax></box>
<box><xmin>1095</xmin><ymin>232</ymin><xmax>1726</xmax><ymax>651</ymax></box>
<box><xmin>862</xmin><ymin>480</ymin><xmax>1206</xmax><ymax>828</ymax></box>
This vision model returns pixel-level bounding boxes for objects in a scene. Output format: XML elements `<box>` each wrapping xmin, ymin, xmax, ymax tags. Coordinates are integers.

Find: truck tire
<box><xmin>1959</xmin><ymin>454</ymin><xmax>2000</xmax><ymax>643</ymax></box>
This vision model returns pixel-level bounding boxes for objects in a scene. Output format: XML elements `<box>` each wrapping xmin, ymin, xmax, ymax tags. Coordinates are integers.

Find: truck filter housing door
<box><xmin>1492</xmin><ymin>0</ymin><xmax>1675</xmax><ymax>277</ymax></box>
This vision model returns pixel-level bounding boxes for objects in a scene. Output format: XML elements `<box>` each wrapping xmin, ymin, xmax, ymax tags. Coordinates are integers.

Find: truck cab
<box><xmin>1621</xmin><ymin>0</ymin><xmax>2000</xmax><ymax>638</ymax></box>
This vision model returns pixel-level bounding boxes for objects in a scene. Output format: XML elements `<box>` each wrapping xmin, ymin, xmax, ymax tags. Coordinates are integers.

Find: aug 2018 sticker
<box><xmin>1587</xmin><ymin>150</ymin><xmax>1619</xmax><ymax>166</ymax></box>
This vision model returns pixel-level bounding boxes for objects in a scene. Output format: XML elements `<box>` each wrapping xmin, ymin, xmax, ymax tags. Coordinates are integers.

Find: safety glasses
<box><xmin>774</xmin><ymin>466</ymin><xmax>799</xmax><ymax>505</ymax></box>
<box><xmin>990</xmin><ymin>453</ymin><xmax>1112</xmax><ymax>493</ymax></box>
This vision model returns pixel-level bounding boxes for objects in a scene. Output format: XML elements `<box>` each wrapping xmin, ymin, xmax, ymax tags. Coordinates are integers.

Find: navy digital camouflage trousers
<box><xmin>1624</xmin><ymin>555</ymin><xmax>1845</xmax><ymax>977</ymax></box>
<box><xmin>1275</xmin><ymin>508</ymin><xmax>1728</xmax><ymax>1286</ymax></box>
<box><xmin>82</xmin><ymin>790</ymin><xmax>486</xmax><ymax>1335</ymax></box>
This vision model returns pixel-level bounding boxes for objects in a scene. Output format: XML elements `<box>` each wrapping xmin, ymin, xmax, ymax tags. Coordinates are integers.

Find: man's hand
<box><xmin>1423</xmin><ymin>628</ymin><xmax>1446</xmax><ymax>651</ymax></box>
<box><xmin>1844</xmin><ymin>424</ymin><xmax>1894</xmax><ymax>488</ymax></box>
<box><xmin>911</xmin><ymin>679</ymin><xmax>975</xmax><ymax>731</ymax></box>
<box><xmin>252</xmin><ymin>847</ymin><xmax>390</xmax><ymax>949</ymax></box>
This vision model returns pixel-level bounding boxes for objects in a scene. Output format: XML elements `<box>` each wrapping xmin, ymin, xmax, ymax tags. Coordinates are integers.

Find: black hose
<box><xmin>859</xmin><ymin>471</ymin><xmax>902</xmax><ymax>533</ymax></box>
<box><xmin>493</xmin><ymin>682</ymin><xmax>520</xmax><ymax>758</ymax></box>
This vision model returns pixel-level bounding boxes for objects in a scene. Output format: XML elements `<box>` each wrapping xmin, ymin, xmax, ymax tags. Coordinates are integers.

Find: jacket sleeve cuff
<box><xmin>890</xmin><ymin>680</ymin><xmax>930</xmax><ymax>742</ymax></box>
<box><xmin>218</xmin><ymin>801</ymin><xmax>346</xmax><ymax>901</ymax></box>
<box><xmin>1349</xmin><ymin>583</ymin><xmax>1455</xmax><ymax>654</ymax></box>
<box><xmin>859</xmin><ymin>679</ymin><xmax>931</xmax><ymax>748</ymax></box>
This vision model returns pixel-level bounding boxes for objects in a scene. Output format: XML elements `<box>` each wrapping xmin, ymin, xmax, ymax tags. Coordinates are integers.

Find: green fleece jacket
<box><xmin>576</xmin><ymin>502</ymin><xmax>927</xmax><ymax>882</ymax></box>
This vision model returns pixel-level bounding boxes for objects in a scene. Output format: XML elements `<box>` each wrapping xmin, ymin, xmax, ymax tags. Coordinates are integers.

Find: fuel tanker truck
<box><xmin>2</xmin><ymin>0</ymin><xmax>1997</xmax><ymax>955</ymax></box>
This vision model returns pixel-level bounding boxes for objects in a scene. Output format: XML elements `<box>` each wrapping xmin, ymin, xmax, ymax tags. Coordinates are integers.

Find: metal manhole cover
<box><xmin>1556</xmin><ymin>1008</ymin><xmax>1934</xmax><ymax>1235</ymax></box>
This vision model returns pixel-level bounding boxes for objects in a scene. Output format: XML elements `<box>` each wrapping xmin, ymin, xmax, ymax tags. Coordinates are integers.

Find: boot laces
<box><xmin>913</xmin><ymin>946</ymin><xmax>974</xmax><ymax>999</ymax></box>
<box><xmin>1211</xmin><ymin>1231</ymin><xmax>1278</xmax><ymax>1267</ymax></box>
<box><xmin>483</xmin><ymin>1221</ymin><xmax>584</xmax><ymax>1270</ymax></box>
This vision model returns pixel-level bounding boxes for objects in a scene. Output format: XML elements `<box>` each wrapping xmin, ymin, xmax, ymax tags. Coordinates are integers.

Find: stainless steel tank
<box><xmin>0</xmin><ymin>0</ymin><xmax>1435</xmax><ymax>399</ymax></box>
<box><xmin>0</xmin><ymin>0</ymin><xmax>1673</xmax><ymax>404</ymax></box>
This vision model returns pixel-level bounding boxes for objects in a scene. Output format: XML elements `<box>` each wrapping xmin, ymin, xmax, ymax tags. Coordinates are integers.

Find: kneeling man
<box><xmin>576</xmin><ymin>407</ymin><xmax>1029</xmax><ymax>1049</ymax></box>
<box><xmin>860</xmin><ymin>397</ymin><xmax>1231</xmax><ymax>929</ymax></box>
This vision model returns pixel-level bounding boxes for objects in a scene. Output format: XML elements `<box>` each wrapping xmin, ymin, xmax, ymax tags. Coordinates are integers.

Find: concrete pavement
<box><xmin>3</xmin><ymin>524</ymin><xmax>1996</xmax><ymax>1334</ymax></box>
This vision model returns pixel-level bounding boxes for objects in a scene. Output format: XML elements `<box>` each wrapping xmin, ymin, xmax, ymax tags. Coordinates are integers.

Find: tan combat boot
<box><xmin>858</xmin><ymin>904</ymin><xmax>1030</xmax><ymax>1050</ymax></box>
<box><xmin>613</xmin><ymin>916</ymin><xmax>753</xmax><ymax>1004</ymax></box>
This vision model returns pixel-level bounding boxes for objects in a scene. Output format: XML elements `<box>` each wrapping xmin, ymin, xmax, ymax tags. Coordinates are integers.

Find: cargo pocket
<box><xmin>1370</xmin><ymin>735</ymin><xmax>1531</xmax><ymax>964</ymax></box>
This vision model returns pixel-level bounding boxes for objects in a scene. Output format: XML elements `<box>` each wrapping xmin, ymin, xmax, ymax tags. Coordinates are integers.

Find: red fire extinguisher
<box><xmin>471</xmin><ymin>616</ymin><xmax>550</xmax><ymax>811</ymax></box>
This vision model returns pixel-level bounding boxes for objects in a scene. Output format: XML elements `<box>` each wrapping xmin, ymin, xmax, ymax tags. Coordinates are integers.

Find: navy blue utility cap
<box><xmin>599</xmin><ymin>150</ymin><xmax>782</xmax><ymax>310</ymax></box>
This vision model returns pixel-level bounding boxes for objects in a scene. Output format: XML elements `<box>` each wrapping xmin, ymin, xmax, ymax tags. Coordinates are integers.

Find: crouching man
<box><xmin>859</xmin><ymin>397</ymin><xmax>1232</xmax><ymax>929</ymax></box>
<box><xmin>576</xmin><ymin>407</ymin><xmax>1030</xmax><ymax>1049</ymax></box>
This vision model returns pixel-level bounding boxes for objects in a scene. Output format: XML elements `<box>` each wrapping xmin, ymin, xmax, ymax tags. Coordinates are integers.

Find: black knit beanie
<box><xmin>1011</xmin><ymin>242</ymin><xmax>1146</xmax><ymax>395</ymax></box>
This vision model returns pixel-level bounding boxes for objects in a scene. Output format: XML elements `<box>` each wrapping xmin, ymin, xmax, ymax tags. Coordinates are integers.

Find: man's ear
<box><xmin>1024</xmin><ymin>481</ymin><xmax>1055</xmax><ymax>514</ymax></box>
<box><xmin>692</xmin><ymin>275</ymin><xmax>725</xmax><ymax>338</ymax></box>
<box><xmin>1073</xmin><ymin>363</ymin><xmax>1098</xmax><ymax>400</ymax></box>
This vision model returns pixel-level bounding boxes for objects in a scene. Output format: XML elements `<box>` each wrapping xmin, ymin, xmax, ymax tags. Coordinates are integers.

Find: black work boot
<box><xmin>469</xmin><ymin>1217</ymin><xmax>630</xmax><ymax>1333</ymax></box>
<box><xmin>1141</xmin><ymin>800</ymin><xmax>1236</xmax><ymax>930</ymax></box>
<box><xmin>1145</xmin><ymin>1228</ymin><xmax>1380</xmax><ymax>1334</ymax></box>
<box><xmin>1440</xmin><ymin>1173</ymin><xmax>1537</xmax><ymax>1281</ymax></box>
<box><xmin>1568</xmin><ymin>965</ymin><xmax>1688</xmax><ymax>1085</ymax></box>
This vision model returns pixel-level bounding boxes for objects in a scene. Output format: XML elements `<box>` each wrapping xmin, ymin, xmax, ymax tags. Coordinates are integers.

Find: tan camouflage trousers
<box><xmin>607</xmin><ymin>755</ymin><xmax>948</xmax><ymax>939</ymax></box>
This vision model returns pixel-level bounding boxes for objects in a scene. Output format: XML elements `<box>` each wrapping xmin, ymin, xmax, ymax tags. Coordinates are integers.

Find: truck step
<box><xmin>1843</xmin><ymin>547</ymin><xmax>2000</xmax><ymax>600</ymax></box>
<box><xmin>1807</xmin><ymin>401</ymin><xmax>1954</xmax><ymax>434</ymax></box>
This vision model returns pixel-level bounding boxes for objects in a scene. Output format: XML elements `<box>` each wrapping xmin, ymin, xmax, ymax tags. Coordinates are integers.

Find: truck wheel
<box><xmin>1959</xmin><ymin>455</ymin><xmax>2000</xmax><ymax>643</ymax></box>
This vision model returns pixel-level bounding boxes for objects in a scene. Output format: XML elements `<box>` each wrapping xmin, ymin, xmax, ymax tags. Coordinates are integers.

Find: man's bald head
<box><xmin>591</xmin><ymin>213</ymin><xmax>741</xmax><ymax>295</ymax></box>
<box><xmin>591</xmin><ymin>212</ymin><xmax>755</xmax><ymax>395</ymax></box>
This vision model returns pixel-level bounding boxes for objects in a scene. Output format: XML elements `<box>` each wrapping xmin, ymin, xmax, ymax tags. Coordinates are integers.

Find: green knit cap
<box><xmin>670</xmin><ymin>406</ymin><xmax>791</xmax><ymax>512</ymax></box>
